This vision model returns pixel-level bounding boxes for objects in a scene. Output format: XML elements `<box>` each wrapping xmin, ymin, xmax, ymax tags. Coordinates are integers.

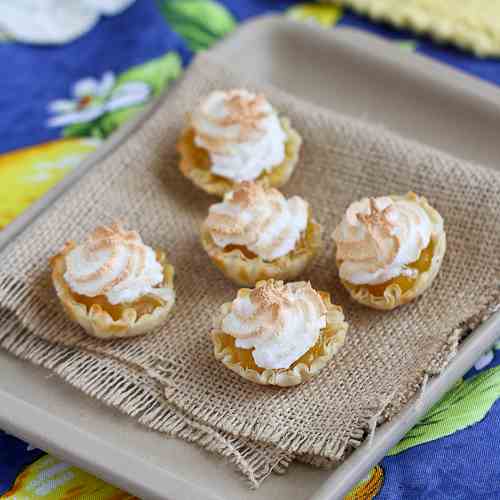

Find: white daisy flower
<box><xmin>47</xmin><ymin>71</ymin><xmax>150</xmax><ymax>128</ymax></box>
<box><xmin>474</xmin><ymin>349</ymin><xmax>495</xmax><ymax>371</ymax></box>
<box><xmin>0</xmin><ymin>0</ymin><xmax>136</xmax><ymax>45</ymax></box>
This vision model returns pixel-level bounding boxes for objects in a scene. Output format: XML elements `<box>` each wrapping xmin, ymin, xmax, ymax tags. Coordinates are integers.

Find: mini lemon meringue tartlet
<box><xmin>333</xmin><ymin>192</ymin><xmax>446</xmax><ymax>310</ymax></box>
<box><xmin>201</xmin><ymin>181</ymin><xmax>322</xmax><ymax>286</ymax></box>
<box><xmin>50</xmin><ymin>223</ymin><xmax>175</xmax><ymax>339</ymax></box>
<box><xmin>212</xmin><ymin>280</ymin><xmax>348</xmax><ymax>387</ymax></box>
<box><xmin>177</xmin><ymin>89</ymin><xmax>302</xmax><ymax>196</ymax></box>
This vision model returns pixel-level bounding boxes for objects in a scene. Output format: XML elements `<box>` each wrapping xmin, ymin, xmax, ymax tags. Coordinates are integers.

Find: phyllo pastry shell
<box><xmin>50</xmin><ymin>223</ymin><xmax>175</xmax><ymax>339</ymax></box>
<box><xmin>201</xmin><ymin>181</ymin><xmax>321</xmax><ymax>286</ymax></box>
<box><xmin>212</xmin><ymin>280</ymin><xmax>348</xmax><ymax>387</ymax></box>
<box><xmin>177</xmin><ymin>89</ymin><xmax>302</xmax><ymax>197</ymax></box>
<box><xmin>333</xmin><ymin>192</ymin><xmax>446</xmax><ymax>310</ymax></box>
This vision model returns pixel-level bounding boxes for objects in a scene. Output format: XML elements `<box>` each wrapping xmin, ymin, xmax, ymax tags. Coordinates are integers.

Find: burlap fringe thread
<box><xmin>0</xmin><ymin>277</ymin><xmax>293</xmax><ymax>487</ymax></box>
<box><xmin>2</xmin><ymin>274</ymin><xmax>498</xmax><ymax>482</ymax></box>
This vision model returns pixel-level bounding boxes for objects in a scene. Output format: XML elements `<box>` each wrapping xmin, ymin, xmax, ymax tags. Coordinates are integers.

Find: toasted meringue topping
<box><xmin>191</xmin><ymin>89</ymin><xmax>286</xmax><ymax>182</ymax></box>
<box><xmin>333</xmin><ymin>194</ymin><xmax>434</xmax><ymax>285</ymax></box>
<box><xmin>220</xmin><ymin>280</ymin><xmax>327</xmax><ymax>369</ymax></box>
<box><xmin>205</xmin><ymin>181</ymin><xmax>308</xmax><ymax>261</ymax></box>
<box><xmin>63</xmin><ymin>223</ymin><xmax>172</xmax><ymax>305</ymax></box>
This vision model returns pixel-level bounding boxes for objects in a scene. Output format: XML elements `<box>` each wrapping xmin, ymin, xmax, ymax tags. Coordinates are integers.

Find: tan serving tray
<box><xmin>1</xmin><ymin>16</ymin><xmax>499</xmax><ymax>500</ymax></box>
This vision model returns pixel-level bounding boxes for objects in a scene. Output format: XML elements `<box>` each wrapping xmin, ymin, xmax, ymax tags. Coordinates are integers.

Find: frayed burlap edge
<box><xmin>162</xmin><ymin>283</ymin><xmax>500</xmax><ymax>462</ymax></box>
<box><xmin>0</xmin><ymin>298</ymin><xmax>293</xmax><ymax>488</ymax></box>
<box><xmin>1</xmin><ymin>272</ymin><xmax>499</xmax><ymax>469</ymax></box>
<box><xmin>295</xmin><ymin>285</ymin><xmax>500</xmax><ymax>470</ymax></box>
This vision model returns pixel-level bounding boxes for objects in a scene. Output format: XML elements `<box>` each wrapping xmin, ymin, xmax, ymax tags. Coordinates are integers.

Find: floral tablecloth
<box><xmin>1</xmin><ymin>1</ymin><xmax>499</xmax><ymax>498</ymax></box>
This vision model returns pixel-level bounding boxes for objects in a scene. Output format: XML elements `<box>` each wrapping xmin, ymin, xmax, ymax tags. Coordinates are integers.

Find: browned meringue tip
<box><xmin>194</xmin><ymin>89</ymin><xmax>270</xmax><ymax>144</ymax></box>
<box><xmin>53</xmin><ymin>222</ymin><xmax>156</xmax><ymax>299</ymax></box>
<box><xmin>204</xmin><ymin>181</ymin><xmax>288</xmax><ymax>243</ymax></box>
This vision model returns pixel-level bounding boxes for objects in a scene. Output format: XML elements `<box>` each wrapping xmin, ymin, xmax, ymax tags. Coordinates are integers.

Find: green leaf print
<box><xmin>97</xmin><ymin>107</ymin><xmax>139</xmax><ymax>138</ymax></box>
<box><xmin>159</xmin><ymin>0</ymin><xmax>236</xmax><ymax>52</ymax></box>
<box><xmin>395</xmin><ymin>40</ymin><xmax>418</xmax><ymax>52</ymax></box>
<box><xmin>388</xmin><ymin>365</ymin><xmax>500</xmax><ymax>456</ymax></box>
<box><xmin>63</xmin><ymin>51</ymin><xmax>182</xmax><ymax>139</ymax></box>
<box><xmin>62</xmin><ymin>121</ymin><xmax>99</xmax><ymax>139</ymax></box>
<box><xmin>96</xmin><ymin>51</ymin><xmax>182</xmax><ymax>136</ymax></box>
<box><xmin>115</xmin><ymin>51</ymin><xmax>182</xmax><ymax>95</ymax></box>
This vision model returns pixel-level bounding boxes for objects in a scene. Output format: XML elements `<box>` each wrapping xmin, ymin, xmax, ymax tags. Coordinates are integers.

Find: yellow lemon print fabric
<box><xmin>1</xmin><ymin>455</ymin><xmax>136</xmax><ymax>499</ymax></box>
<box><xmin>0</xmin><ymin>138</ymin><xmax>100</xmax><ymax>230</ymax></box>
<box><xmin>287</xmin><ymin>3</ymin><xmax>343</xmax><ymax>28</ymax></box>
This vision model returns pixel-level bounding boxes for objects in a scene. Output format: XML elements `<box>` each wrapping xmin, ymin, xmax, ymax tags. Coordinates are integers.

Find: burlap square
<box><xmin>1</xmin><ymin>50</ymin><xmax>499</xmax><ymax>484</ymax></box>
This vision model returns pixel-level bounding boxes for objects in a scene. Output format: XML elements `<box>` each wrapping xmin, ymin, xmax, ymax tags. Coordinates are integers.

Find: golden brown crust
<box><xmin>211</xmin><ymin>286</ymin><xmax>348</xmax><ymax>387</ymax></box>
<box><xmin>50</xmin><ymin>248</ymin><xmax>175</xmax><ymax>339</ymax></box>
<box><xmin>177</xmin><ymin>117</ymin><xmax>302</xmax><ymax>197</ymax></box>
<box><xmin>337</xmin><ymin>193</ymin><xmax>446</xmax><ymax>310</ymax></box>
<box><xmin>201</xmin><ymin>213</ymin><xmax>322</xmax><ymax>287</ymax></box>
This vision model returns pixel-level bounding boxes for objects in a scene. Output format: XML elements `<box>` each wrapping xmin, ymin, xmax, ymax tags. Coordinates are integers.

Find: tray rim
<box><xmin>1</xmin><ymin>15</ymin><xmax>500</xmax><ymax>500</ymax></box>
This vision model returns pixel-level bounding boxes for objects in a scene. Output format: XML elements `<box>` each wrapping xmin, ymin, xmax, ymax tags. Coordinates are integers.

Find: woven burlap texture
<box><xmin>1</xmin><ymin>52</ymin><xmax>499</xmax><ymax>481</ymax></box>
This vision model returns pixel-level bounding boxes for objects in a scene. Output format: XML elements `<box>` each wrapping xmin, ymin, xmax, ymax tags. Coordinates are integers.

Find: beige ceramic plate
<box><xmin>1</xmin><ymin>16</ymin><xmax>500</xmax><ymax>500</ymax></box>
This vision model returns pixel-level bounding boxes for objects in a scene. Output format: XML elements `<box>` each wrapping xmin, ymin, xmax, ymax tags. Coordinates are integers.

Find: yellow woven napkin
<box><xmin>330</xmin><ymin>0</ymin><xmax>500</xmax><ymax>57</ymax></box>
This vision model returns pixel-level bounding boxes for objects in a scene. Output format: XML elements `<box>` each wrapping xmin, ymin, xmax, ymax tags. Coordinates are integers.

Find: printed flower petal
<box><xmin>474</xmin><ymin>349</ymin><xmax>495</xmax><ymax>371</ymax></box>
<box><xmin>48</xmin><ymin>99</ymin><xmax>77</xmax><ymax>114</ymax></box>
<box><xmin>345</xmin><ymin>465</ymin><xmax>384</xmax><ymax>499</ymax></box>
<box><xmin>0</xmin><ymin>1</ymin><xmax>99</xmax><ymax>45</ymax></box>
<box><xmin>73</xmin><ymin>77</ymin><xmax>100</xmax><ymax>98</ymax></box>
<box><xmin>97</xmin><ymin>71</ymin><xmax>116</xmax><ymax>97</ymax></box>
<box><xmin>47</xmin><ymin>105</ymin><xmax>104</xmax><ymax>127</ymax></box>
<box><xmin>105</xmin><ymin>82</ymin><xmax>150</xmax><ymax>112</ymax></box>
<box><xmin>0</xmin><ymin>1</ymin><xmax>136</xmax><ymax>45</ymax></box>
<box><xmin>84</xmin><ymin>0</ymin><xmax>136</xmax><ymax>16</ymax></box>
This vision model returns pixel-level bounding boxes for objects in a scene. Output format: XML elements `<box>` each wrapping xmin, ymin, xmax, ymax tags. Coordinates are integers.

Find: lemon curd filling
<box><xmin>218</xmin><ymin>331</ymin><xmax>330</xmax><ymax>373</ymax></box>
<box><xmin>71</xmin><ymin>292</ymin><xmax>164</xmax><ymax>321</ymax></box>
<box><xmin>181</xmin><ymin>126</ymin><xmax>296</xmax><ymax>181</ymax></box>
<box><xmin>221</xmin><ymin>217</ymin><xmax>316</xmax><ymax>261</ymax></box>
<box><xmin>183</xmin><ymin>128</ymin><xmax>212</xmax><ymax>171</ymax></box>
<box><xmin>346</xmin><ymin>239</ymin><xmax>435</xmax><ymax>297</ymax></box>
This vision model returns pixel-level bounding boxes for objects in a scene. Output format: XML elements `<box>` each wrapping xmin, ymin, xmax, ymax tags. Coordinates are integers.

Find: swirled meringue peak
<box><xmin>333</xmin><ymin>194</ymin><xmax>435</xmax><ymax>285</ymax></box>
<box><xmin>205</xmin><ymin>181</ymin><xmax>308</xmax><ymax>261</ymax></box>
<box><xmin>221</xmin><ymin>280</ymin><xmax>327</xmax><ymax>369</ymax></box>
<box><xmin>64</xmin><ymin>223</ymin><xmax>171</xmax><ymax>305</ymax></box>
<box><xmin>191</xmin><ymin>89</ymin><xmax>286</xmax><ymax>182</ymax></box>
